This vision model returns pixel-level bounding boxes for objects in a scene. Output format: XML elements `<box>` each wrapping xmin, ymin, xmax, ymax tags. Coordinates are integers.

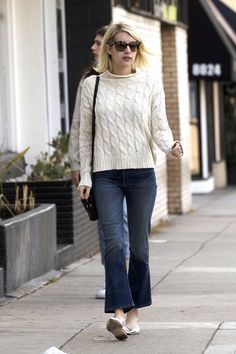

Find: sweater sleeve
<box><xmin>68</xmin><ymin>79</ymin><xmax>83</xmax><ymax>171</ymax></box>
<box><xmin>151</xmin><ymin>82</ymin><xmax>175</xmax><ymax>154</ymax></box>
<box><xmin>79</xmin><ymin>77</ymin><xmax>95</xmax><ymax>187</ymax></box>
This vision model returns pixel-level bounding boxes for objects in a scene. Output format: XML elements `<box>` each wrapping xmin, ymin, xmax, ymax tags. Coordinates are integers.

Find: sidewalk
<box><xmin>0</xmin><ymin>188</ymin><xmax>236</xmax><ymax>354</ymax></box>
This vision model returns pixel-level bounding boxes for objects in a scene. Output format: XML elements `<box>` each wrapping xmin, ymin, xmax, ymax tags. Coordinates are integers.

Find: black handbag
<box><xmin>81</xmin><ymin>76</ymin><xmax>100</xmax><ymax>221</ymax></box>
<box><xmin>81</xmin><ymin>189</ymin><xmax>98</xmax><ymax>221</ymax></box>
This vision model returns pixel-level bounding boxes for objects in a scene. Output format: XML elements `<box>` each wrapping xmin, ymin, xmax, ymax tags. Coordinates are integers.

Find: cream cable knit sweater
<box><xmin>68</xmin><ymin>79</ymin><xmax>83</xmax><ymax>171</ymax></box>
<box><xmin>79</xmin><ymin>70</ymin><xmax>175</xmax><ymax>187</ymax></box>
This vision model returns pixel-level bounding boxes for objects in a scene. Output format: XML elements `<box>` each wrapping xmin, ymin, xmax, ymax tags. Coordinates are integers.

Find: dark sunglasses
<box><xmin>109</xmin><ymin>40</ymin><xmax>140</xmax><ymax>52</ymax></box>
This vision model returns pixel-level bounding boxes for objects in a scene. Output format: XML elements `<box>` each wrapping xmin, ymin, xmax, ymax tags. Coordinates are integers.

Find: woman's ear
<box><xmin>105</xmin><ymin>44</ymin><xmax>111</xmax><ymax>56</ymax></box>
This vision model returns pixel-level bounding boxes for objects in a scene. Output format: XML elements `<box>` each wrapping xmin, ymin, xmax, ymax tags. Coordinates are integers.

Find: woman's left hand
<box><xmin>171</xmin><ymin>141</ymin><xmax>183</xmax><ymax>157</ymax></box>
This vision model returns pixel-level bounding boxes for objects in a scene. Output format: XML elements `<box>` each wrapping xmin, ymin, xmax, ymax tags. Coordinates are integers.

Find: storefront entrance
<box><xmin>224</xmin><ymin>84</ymin><xmax>236</xmax><ymax>184</ymax></box>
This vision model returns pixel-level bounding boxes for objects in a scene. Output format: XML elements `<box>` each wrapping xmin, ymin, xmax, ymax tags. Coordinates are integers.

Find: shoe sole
<box><xmin>125</xmin><ymin>327</ymin><xmax>140</xmax><ymax>335</ymax></box>
<box><xmin>106</xmin><ymin>318</ymin><xmax>128</xmax><ymax>341</ymax></box>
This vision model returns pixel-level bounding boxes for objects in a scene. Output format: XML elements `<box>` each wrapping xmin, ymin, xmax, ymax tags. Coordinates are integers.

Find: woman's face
<box><xmin>106</xmin><ymin>31</ymin><xmax>139</xmax><ymax>74</ymax></box>
<box><xmin>91</xmin><ymin>34</ymin><xmax>103</xmax><ymax>63</ymax></box>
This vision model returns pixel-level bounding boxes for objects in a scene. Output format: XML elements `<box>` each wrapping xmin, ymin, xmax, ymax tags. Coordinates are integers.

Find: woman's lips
<box><xmin>122</xmin><ymin>56</ymin><xmax>132</xmax><ymax>61</ymax></box>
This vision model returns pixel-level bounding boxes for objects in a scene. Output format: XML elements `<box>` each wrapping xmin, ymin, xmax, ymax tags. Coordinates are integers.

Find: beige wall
<box><xmin>162</xmin><ymin>24</ymin><xmax>192</xmax><ymax>214</ymax></box>
<box><xmin>220</xmin><ymin>0</ymin><xmax>236</xmax><ymax>12</ymax></box>
<box><xmin>176</xmin><ymin>27</ymin><xmax>192</xmax><ymax>212</ymax></box>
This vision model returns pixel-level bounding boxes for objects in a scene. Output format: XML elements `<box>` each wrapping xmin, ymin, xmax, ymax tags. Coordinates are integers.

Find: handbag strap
<box><xmin>92</xmin><ymin>75</ymin><xmax>100</xmax><ymax>170</ymax></box>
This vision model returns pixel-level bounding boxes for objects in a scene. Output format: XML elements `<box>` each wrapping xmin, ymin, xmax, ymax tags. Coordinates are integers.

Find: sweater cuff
<box><xmin>79</xmin><ymin>172</ymin><xmax>92</xmax><ymax>188</ymax></box>
<box><xmin>69</xmin><ymin>160</ymin><xmax>81</xmax><ymax>171</ymax></box>
<box><xmin>161</xmin><ymin>142</ymin><xmax>175</xmax><ymax>155</ymax></box>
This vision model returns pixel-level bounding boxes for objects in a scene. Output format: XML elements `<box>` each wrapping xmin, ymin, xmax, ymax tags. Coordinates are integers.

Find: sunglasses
<box><xmin>109</xmin><ymin>41</ymin><xmax>140</xmax><ymax>52</ymax></box>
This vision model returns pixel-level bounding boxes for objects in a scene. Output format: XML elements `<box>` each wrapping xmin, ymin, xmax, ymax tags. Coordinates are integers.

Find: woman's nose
<box><xmin>124</xmin><ymin>45</ymin><xmax>131</xmax><ymax>53</ymax></box>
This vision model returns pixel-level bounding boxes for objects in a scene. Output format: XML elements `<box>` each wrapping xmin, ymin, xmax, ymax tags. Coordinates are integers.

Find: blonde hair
<box><xmin>97</xmin><ymin>22</ymin><xmax>149</xmax><ymax>73</ymax></box>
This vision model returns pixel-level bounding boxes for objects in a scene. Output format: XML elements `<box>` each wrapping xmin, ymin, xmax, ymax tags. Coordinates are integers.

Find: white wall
<box><xmin>113</xmin><ymin>7</ymin><xmax>169</xmax><ymax>226</ymax></box>
<box><xmin>43</xmin><ymin>0</ymin><xmax>61</xmax><ymax>144</ymax></box>
<box><xmin>0</xmin><ymin>0</ymin><xmax>10</xmax><ymax>151</ymax></box>
<box><xmin>6</xmin><ymin>0</ymin><xmax>52</xmax><ymax>167</ymax></box>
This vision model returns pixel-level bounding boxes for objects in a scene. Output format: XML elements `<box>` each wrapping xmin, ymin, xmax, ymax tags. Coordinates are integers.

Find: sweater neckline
<box><xmin>106</xmin><ymin>71</ymin><xmax>137</xmax><ymax>79</ymax></box>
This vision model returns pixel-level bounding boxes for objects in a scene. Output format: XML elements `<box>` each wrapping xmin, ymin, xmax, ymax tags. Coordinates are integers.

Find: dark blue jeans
<box><xmin>93</xmin><ymin>168</ymin><xmax>157</xmax><ymax>313</ymax></box>
<box><xmin>97</xmin><ymin>198</ymin><xmax>130</xmax><ymax>265</ymax></box>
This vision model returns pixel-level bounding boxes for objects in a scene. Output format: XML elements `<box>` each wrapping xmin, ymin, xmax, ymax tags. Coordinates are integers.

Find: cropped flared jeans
<box><xmin>93</xmin><ymin>168</ymin><xmax>157</xmax><ymax>313</ymax></box>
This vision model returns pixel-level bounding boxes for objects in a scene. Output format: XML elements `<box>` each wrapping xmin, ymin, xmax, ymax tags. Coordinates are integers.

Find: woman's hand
<box><xmin>171</xmin><ymin>141</ymin><xmax>183</xmax><ymax>157</ymax></box>
<box><xmin>71</xmin><ymin>170</ymin><xmax>80</xmax><ymax>187</ymax></box>
<box><xmin>78</xmin><ymin>185</ymin><xmax>91</xmax><ymax>200</ymax></box>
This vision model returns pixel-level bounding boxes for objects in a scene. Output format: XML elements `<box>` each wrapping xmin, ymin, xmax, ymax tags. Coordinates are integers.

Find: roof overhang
<box><xmin>188</xmin><ymin>0</ymin><xmax>236</xmax><ymax>82</ymax></box>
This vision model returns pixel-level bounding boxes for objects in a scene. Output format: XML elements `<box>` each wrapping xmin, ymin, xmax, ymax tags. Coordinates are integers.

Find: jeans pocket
<box><xmin>131</xmin><ymin>168</ymin><xmax>156</xmax><ymax>185</ymax></box>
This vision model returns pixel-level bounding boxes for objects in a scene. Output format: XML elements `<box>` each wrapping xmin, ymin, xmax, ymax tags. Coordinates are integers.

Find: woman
<box><xmin>78</xmin><ymin>22</ymin><xmax>183</xmax><ymax>340</ymax></box>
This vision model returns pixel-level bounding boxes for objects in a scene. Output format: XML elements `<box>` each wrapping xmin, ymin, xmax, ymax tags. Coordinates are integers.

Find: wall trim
<box><xmin>191</xmin><ymin>176</ymin><xmax>215</xmax><ymax>194</ymax></box>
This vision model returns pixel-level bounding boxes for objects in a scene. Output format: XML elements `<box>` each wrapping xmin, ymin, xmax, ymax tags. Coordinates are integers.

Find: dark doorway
<box><xmin>65</xmin><ymin>0</ymin><xmax>112</xmax><ymax>124</ymax></box>
<box><xmin>224</xmin><ymin>84</ymin><xmax>236</xmax><ymax>184</ymax></box>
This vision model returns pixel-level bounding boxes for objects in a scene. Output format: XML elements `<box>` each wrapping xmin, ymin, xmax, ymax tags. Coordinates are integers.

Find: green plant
<box><xmin>29</xmin><ymin>132</ymin><xmax>71</xmax><ymax>181</ymax></box>
<box><xmin>14</xmin><ymin>184</ymin><xmax>35</xmax><ymax>213</ymax></box>
<box><xmin>48</xmin><ymin>276</ymin><xmax>59</xmax><ymax>283</ymax></box>
<box><xmin>0</xmin><ymin>147</ymin><xmax>30</xmax><ymax>192</ymax></box>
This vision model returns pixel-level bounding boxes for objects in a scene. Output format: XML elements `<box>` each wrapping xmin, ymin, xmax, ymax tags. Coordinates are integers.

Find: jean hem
<box><xmin>105</xmin><ymin>301</ymin><xmax>152</xmax><ymax>313</ymax></box>
<box><xmin>105</xmin><ymin>303</ymin><xmax>135</xmax><ymax>314</ymax></box>
<box><xmin>134</xmin><ymin>301</ymin><xmax>152</xmax><ymax>309</ymax></box>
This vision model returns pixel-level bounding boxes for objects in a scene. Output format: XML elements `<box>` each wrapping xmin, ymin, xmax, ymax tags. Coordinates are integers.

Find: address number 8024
<box><xmin>192</xmin><ymin>63</ymin><xmax>222</xmax><ymax>77</ymax></box>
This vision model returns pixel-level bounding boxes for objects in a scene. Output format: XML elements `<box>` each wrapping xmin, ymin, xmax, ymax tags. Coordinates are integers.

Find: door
<box><xmin>224</xmin><ymin>84</ymin><xmax>236</xmax><ymax>184</ymax></box>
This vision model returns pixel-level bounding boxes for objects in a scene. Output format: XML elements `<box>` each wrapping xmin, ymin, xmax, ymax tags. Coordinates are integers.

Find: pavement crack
<box><xmin>201</xmin><ymin>321</ymin><xmax>224</xmax><ymax>354</ymax></box>
<box><xmin>59</xmin><ymin>322</ymin><xmax>93</xmax><ymax>350</ymax></box>
<box><xmin>151</xmin><ymin>220</ymin><xmax>234</xmax><ymax>290</ymax></box>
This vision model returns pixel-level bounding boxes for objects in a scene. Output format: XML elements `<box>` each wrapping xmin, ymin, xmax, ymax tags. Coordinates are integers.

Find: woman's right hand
<box><xmin>171</xmin><ymin>141</ymin><xmax>183</xmax><ymax>157</ymax></box>
<box><xmin>78</xmin><ymin>185</ymin><xmax>91</xmax><ymax>200</ymax></box>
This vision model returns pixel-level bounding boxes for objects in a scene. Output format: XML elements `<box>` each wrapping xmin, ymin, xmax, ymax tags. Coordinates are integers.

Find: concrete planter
<box><xmin>3</xmin><ymin>179</ymin><xmax>74</xmax><ymax>244</ymax></box>
<box><xmin>2</xmin><ymin>180</ymin><xmax>99</xmax><ymax>268</ymax></box>
<box><xmin>0</xmin><ymin>204</ymin><xmax>56</xmax><ymax>294</ymax></box>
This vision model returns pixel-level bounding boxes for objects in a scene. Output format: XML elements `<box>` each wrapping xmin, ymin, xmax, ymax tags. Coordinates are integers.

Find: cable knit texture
<box><xmin>68</xmin><ymin>79</ymin><xmax>83</xmax><ymax>170</ymax></box>
<box><xmin>79</xmin><ymin>70</ymin><xmax>175</xmax><ymax>187</ymax></box>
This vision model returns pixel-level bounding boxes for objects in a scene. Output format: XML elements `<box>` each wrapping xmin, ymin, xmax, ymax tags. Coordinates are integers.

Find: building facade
<box><xmin>0</xmin><ymin>0</ymin><xmax>192</xmax><ymax>264</ymax></box>
<box><xmin>188</xmin><ymin>0</ymin><xmax>236</xmax><ymax>192</ymax></box>
<box><xmin>0</xmin><ymin>0</ymin><xmax>69</xmax><ymax>164</ymax></box>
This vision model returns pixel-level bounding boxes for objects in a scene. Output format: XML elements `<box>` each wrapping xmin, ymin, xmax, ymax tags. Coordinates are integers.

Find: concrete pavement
<box><xmin>0</xmin><ymin>188</ymin><xmax>236</xmax><ymax>354</ymax></box>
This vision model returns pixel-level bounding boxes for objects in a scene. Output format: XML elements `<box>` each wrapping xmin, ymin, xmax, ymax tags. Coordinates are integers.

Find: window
<box><xmin>161</xmin><ymin>0</ymin><xmax>178</xmax><ymax>21</ymax></box>
<box><xmin>43</xmin><ymin>0</ymin><xmax>69</xmax><ymax>139</ymax></box>
<box><xmin>114</xmin><ymin>0</ymin><xmax>188</xmax><ymax>24</ymax></box>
